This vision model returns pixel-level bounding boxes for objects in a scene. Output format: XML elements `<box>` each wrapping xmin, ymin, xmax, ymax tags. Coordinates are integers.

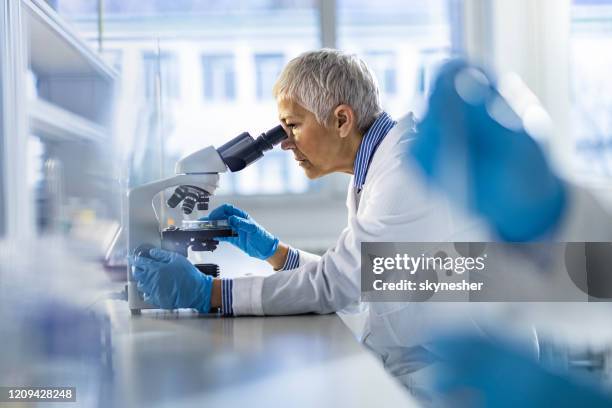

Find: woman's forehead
<box><xmin>277</xmin><ymin>98</ymin><xmax>312</xmax><ymax>120</ymax></box>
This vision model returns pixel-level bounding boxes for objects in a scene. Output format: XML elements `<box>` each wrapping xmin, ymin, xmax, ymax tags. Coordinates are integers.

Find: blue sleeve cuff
<box><xmin>221</xmin><ymin>278</ymin><xmax>234</xmax><ymax>316</ymax></box>
<box><xmin>280</xmin><ymin>247</ymin><xmax>300</xmax><ymax>270</ymax></box>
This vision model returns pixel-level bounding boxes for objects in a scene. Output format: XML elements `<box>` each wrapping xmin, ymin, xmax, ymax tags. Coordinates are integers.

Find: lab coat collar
<box><xmin>353</xmin><ymin>111</ymin><xmax>397</xmax><ymax>192</ymax></box>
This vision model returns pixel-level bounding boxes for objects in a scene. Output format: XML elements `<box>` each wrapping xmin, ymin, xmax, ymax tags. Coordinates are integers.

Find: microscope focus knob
<box><xmin>134</xmin><ymin>243</ymin><xmax>156</xmax><ymax>259</ymax></box>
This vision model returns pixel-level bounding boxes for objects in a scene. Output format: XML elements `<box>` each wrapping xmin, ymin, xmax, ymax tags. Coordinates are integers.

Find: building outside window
<box><xmin>363</xmin><ymin>51</ymin><xmax>397</xmax><ymax>96</ymax></box>
<box><xmin>570</xmin><ymin>0</ymin><xmax>612</xmax><ymax>179</ymax></box>
<box><xmin>255</xmin><ymin>53</ymin><xmax>285</xmax><ymax>100</ymax></box>
<box><xmin>202</xmin><ymin>54</ymin><xmax>236</xmax><ymax>102</ymax></box>
<box><xmin>142</xmin><ymin>51</ymin><xmax>179</xmax><ymax>101</ymax></box>
<box><xmin>337</xmin><ymin>0</ymin><xmax>461</xmax><ymax>118</ymax></box>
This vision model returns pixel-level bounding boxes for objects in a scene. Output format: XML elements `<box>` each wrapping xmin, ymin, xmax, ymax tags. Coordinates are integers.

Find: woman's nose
<box><xmin>280</xmin><ymin>138</ymin><xmax>294</xmax><ymax>151</ymax></box>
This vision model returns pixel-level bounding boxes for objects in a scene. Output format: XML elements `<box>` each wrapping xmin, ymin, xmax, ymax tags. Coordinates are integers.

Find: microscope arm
<box><xmin>127</xmin><ymin>173</ymin><xmax>220</xmax><ymax>254</ymax></box>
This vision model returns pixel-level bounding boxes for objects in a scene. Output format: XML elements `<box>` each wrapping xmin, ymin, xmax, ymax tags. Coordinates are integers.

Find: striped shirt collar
<box><xmin>353</xmin><ymin>111</ymin><xmax>397</xmax><ymax>190</ymax></box>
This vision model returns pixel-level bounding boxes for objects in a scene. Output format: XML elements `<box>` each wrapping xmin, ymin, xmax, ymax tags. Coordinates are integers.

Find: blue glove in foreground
<box><xmin>130</xmin><ymin>248</ymin><xmax>212</xmax><ymax>313</ymax></box>
<box><xmin>429</xmin><ymin>335</ymin><xmax>612</xmax><ymax>407</ymax></box>
<box><xmin>202</xmin><ymin>204</ymin><xmax>279</xmax><ymax>260</ymax></box>
<box><xmin>409</xmin><ymin>59</ymin><xmax>566</xmax><ymax>241</ymax></box>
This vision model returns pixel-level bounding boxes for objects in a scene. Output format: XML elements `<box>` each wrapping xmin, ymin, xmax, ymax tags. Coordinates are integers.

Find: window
<box><xmin>570</xmin><ymin>0</ymin><xmax>612</xmax><ymax>179</ymax></box>
<box><xmin>56</xmin><ymin>0</ymin><xmax>459</xmax><ymax>196</ymax></box>
<box><xmin>0</xmin><ymin>75</ymin><xmax>3</xmax><ymax>237</ymax></box>
<box><xmin>255</xmin><ymin>53</ymin><xmax>285</xmax><ymax>100</ymax></box>
<box><xmin>363</xmin><ymin>51</ymin><xmax>397</xmax><ymax>96</ymax></box>
<box><xmin>202</xmin><ymin>54</ymin><xmax>236</xmax><ymax>102</ymax></box>
<box><xmin>338</xmin><ymin>0</ymin><xmax>462</xmax><ymax>118</ymax></box>
<box><xmin>142</xmin><ymin>51</ymin><xmax>180</xmax><ymax>101</ymax></box>
<box><xmin>416</xmin><ymin>48</ymin><xmax>450</xmax><ymax>96</ymax></box>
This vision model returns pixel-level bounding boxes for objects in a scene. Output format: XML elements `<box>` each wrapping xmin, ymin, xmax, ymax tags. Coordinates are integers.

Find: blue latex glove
<box><xmin>129</xmin><ymin>248</ymin><xmax>212</xmax><ymax>313</ymax></box>
<box><xmin>202</xmin><ymin>204</ymin><xmax>279</xmax><ymax>260</ymax></box>
<box><xmin>429</xmin><ymin>335</ymin><xmax>612</xmax><ymax>408</ymax></box>
<box><xmin>409</xmin><ymin>59</ymin><xmax>566</xmax><ymax>241</ymax></box>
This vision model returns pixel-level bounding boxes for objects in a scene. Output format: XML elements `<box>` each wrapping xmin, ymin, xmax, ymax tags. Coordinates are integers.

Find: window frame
<box><xmin>201</xmin><ymin>53</ymin><xmax>236</xmax><ymax>102</ymax></box>
<box><xmin>254</xmin><ymin>52</ymin><xmax>285</xmax><ymax>100</ymax></box>
<box><xmin>1</xmin><ymin>0</ymin><xmax>32</xmax><ymax>239</ymax></box>
<box><xmin>0</xmin><ymin>40</ymin><xmax>4</xmax><ymax>238</ymax></box>
<box><xmin>53</xmin><ymin>0</ymin><xmax>468</xmax><ymax>224</ymax></box>
<box><xmin>463</xmin><ymin>0</ymin><xmax>574</xmax><ymax>175</ymax></box>
<box><xmin>363</xmin><ymin>50</ymin><xmax>398</xmax><ymax>96</ymax></box>
<box><xmin>217</xmin><ymin>0</ymin><xmax>466</xmax><ymax>207</ymax></box>
<box><xmin>568</xmin><ymin>0</ymin><xmax>612</xmax><ymax>183</ymax></box>
<box><xmin>207</xmin><ymin>1</ymin><xmax>342</xmax><ymax>202</ymax></box>
<box><xmin>142</xmin><ymin>50</ymin><xmax>180</xmax><ymax>101</ymax></box>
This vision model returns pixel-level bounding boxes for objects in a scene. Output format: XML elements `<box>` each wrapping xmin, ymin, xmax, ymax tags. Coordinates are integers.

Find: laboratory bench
<box><xmin>102</xmin><ymin>300</ymin><xmax>419</xmax><ymax>408</ymax></box>
<box><xmin>0</xmin><ymin>238</ymin><xmax>416</xmax><ymax>407</ymax></box>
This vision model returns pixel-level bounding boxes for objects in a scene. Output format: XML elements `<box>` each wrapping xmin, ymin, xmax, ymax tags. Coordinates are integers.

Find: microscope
<box><xmin>127</xmin><ymin>125</ymin><xmax>287</xmax><ymax>314</ymax></box>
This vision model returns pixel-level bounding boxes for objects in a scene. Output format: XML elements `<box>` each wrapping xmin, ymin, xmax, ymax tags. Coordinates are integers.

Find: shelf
<box><xmin>23</xmin><ymin>0</ymin><xmax>118</xmax><ymax>81</ymax></box>
<box><xmin>29</xmin><ymin>98</ymin><xmax>107</xmax><ymax>143</ymax></box>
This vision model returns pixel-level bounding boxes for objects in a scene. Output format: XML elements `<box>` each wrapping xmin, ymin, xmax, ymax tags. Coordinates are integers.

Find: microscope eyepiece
<box><xmin>260</xmin><ymin>125</ymin><xmax>288</xmax><ymax>148</ymax></box>
<box><xmin>217</xmin><ymin>125</ymin><xmax>288</xmax><ymax>172</ymax></box>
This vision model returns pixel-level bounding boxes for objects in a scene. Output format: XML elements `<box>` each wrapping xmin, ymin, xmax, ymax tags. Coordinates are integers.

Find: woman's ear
<box><xmin>333</xmin><ymin>105</ymin><xmax>356</xmax><ymax>138</ymax></box>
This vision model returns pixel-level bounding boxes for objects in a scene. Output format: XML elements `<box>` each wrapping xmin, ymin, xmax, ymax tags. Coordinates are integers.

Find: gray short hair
<box><xmin>273</xmin><ymin>49</ymin><xmax>382</xmax><ymax>132</ymax></box>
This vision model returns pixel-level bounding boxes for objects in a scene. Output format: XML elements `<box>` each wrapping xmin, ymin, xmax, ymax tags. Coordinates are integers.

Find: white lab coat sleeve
<box><xmin>229</xmin><ymin>226</ymin><xmax>358</xmax><ymax>316</ymax></box>
<box><xmin>297</xmin><ymin>250</ymin><xmax>321</xmax><ymax>266</ymax></box>
<box><xmin>230</xmin><ymin>249</ymin><xmax>322</xmax><ymax>316</ymax></box>
<box><xmin>231</xmin><ymin>275</ymin><xmax>266</xmax><ymax>315</ymax></box>
<box><xmin>258</xmin><ymin>224</ymin><xmax>361</xmax><ymax>315</ymax></box>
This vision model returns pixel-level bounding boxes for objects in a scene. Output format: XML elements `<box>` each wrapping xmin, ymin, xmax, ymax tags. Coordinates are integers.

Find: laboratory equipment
<box><xmin>127</xmin><ymin>125</ymin><xmax>287</xmax><ymax>314</ymax></box>
<box><xmin>204</xmin><ymin>203</ymin><xmax>280</xmax><ymax>260</ymax></box>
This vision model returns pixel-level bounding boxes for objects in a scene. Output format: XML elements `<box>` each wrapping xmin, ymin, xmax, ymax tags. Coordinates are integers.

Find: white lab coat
<box><xmin>230</xmin><ymin>114</ymin><xmax>485</xmax><ymax>400</ymax></box>
<box><xmin>231</xmin><ymin>114</ymin><xmax>456</xmax><ymax>318</ymax></box>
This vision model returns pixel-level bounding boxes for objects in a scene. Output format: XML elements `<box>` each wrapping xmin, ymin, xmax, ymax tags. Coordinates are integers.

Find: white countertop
<box><xmin>104</xmin><ymin>301</ymin><xmax>419</xmax><ymax>408</ymax></box>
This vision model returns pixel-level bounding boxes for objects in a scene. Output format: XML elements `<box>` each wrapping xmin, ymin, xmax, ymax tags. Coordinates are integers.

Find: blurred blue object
<box><xmin>1</xmin><ymin>298</ymin><xmax>113</xmax><ymax>404</ymax></box>
<box><xmin>430</xmin><ymin>334</ymin><xmax>612</xmax><ymax>408</ymax></box>
<box><xmin>203</xmin><ymin>204</ymin><xmax>279</xmax><ymax>260</ymax></box>
<box><xmin>33</xmin><ymin>300</ymin><xmax>109</xmax><ymax>360</ymax></box>
<box><xmin>409</xmin><ymin>59</ymin><xmax>567</xmax><ymax>241</ymax></box>
<box><xmin>130</xmin><ymin>248</ymin><xmax>213</xmax><ymax>313</ymax></box>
